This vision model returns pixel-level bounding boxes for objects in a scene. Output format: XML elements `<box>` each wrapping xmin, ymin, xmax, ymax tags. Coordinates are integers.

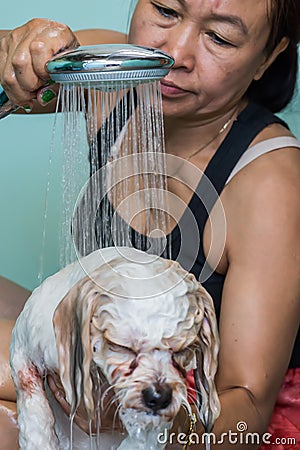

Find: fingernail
<box><xmin>44</xmin><ymin>79</ymin><xmax>56</xmax><ymax>87</ymax></box>
<box><xmin>23</xmin><ymin>105</ymin><xmax>32</xmax><ymax>113</ymax></box>
<box><xmin>41</xmin><ymin>89</ymin><xmax>56</xmax><ymax>104</ymax></box>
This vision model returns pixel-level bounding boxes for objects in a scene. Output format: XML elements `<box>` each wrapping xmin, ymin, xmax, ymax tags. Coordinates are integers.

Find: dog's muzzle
<box><xmin>142</xmin><ymin>383</ymin><xmax>173</xmax><ymax>413</ymax></box>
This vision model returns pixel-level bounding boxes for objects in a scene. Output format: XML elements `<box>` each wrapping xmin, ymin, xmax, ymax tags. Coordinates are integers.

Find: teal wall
<box><xmin>0</xmin><ymin>4</ymin><xmax>299</xmax><ymax>290</ymax></box>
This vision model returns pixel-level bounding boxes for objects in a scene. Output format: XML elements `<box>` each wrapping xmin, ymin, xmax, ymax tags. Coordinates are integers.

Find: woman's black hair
<box><xmin>247</xmin><ymin>0</ymin><xmax>300</xmax><ymax>112</ymax></box>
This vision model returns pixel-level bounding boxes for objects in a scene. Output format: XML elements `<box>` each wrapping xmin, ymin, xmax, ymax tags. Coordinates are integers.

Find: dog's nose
<box><xmin>142</xmin><ymin>383</ymin><xmax>172</xmax><ymax>412</ymax></box>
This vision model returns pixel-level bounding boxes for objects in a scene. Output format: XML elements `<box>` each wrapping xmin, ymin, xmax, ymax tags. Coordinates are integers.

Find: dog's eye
<box><xmin>108</xmin><ymin>342</ymin><xmax>135</xmax><ymax>354</ymax></box>
<box><xmin>172</xmin><ymin>347</ymin><xmax>195</xmax><ymax>367</ymax></box>
<box><xmin>129</xmin><ymin>358</ymin><xmax>138</xmax><ymax>371</ymax></box>
<box><xmin>173</xmin><ymin>347</ymin><xmax>192</xmax><ymax>357</ymax></box>
<box><xmin>172</xmin><ymin>354</ymin><xmax>186</xmax><ymax>377</ymax></box>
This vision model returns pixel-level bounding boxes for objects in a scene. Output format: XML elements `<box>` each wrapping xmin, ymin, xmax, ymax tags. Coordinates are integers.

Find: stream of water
<box><xmin>42</xmin><ymin>81</ymin><xmax>171</xmax><ymax>274</ymax></box>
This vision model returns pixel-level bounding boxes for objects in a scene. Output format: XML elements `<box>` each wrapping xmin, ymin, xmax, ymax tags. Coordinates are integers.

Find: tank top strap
<box><xmin>226</xmin><ymin>136</ymin><xmax>300</xmax><ymax>184</ymax></box>
<box><xmin>202</xmin><ymin>100</ymin><xmax>289</xmax><ymax>201</ymax></box>
<box><xmin>183</xmin><ymin>101</ymin><xmax>289</xmax><ymax>281</ymax></box>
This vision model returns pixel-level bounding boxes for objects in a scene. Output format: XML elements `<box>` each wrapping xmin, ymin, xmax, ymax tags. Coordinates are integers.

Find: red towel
<box><xmin>259</xmin><ymin>368</ymin><xmax>300</xmax><ymax>449</ymax></box>
<box><xmin>187</xmin><ymin>367</ymin><xmax>300</xmax><ymax>448</ymax></box>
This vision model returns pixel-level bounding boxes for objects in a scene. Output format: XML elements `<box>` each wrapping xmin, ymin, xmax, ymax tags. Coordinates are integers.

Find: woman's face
<box><xmin>128</xmin><ymin>0</ymin><xmax>273</xmax><ymax>121</ymax></box>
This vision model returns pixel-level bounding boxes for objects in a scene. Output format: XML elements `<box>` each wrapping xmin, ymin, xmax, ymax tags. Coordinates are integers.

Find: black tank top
<box><xmin>95</xmin><ymin>99</ymin><xmax>299</xmax><ymax>368</ymax></box>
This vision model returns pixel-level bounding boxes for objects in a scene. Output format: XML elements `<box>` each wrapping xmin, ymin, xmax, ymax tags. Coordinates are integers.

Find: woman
<box><xmin>0</xmin><ymin>0</ymin><xmax>299</xmax><ymax>448</ymax></box>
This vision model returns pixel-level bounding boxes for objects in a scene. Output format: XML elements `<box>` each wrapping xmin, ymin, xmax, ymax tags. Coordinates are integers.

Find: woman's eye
<box><xmin>207</xmin><ymin>31</ymin><xmax>235</xmax><ymax>47</ymax></box>
<box><xmin>152</xmin><ymin>2</ymin><xmax>178</xmax><ymax>19</ymax></box>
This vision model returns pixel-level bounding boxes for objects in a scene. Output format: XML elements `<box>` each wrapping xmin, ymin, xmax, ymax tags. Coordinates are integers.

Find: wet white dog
<box><xmin>10</xmin><ymin>247</ymin><xmax>220</xmax><ymax>450</ymax></box>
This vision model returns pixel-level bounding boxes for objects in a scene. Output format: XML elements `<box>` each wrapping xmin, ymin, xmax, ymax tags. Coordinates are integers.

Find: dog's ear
<box><xmin>53</xmin><ymin>276</ymin><xmax>103</xmax><ymax>419</ymax></box>
<box><xmin>193</xmin><ymin>284</ymin><xmax>220</xmax><ymax>433</ymax></box>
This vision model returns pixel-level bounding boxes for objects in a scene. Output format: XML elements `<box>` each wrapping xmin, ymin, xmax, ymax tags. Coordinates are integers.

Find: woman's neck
<box><xmin>163</xmin><ymin>104</ymin><xmax>241</xmax><ymax>159</ymax></box>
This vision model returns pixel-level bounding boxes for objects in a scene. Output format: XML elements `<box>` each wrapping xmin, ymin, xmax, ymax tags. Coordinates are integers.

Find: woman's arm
<box><xmin>0</xmin><ymin>276</ymin><xmax>30</xmax><ymax>400</ymax></box>
<box><xmin>0</xmin><ymin>277</ymin><xmax>30</xmax><ymax>320</ymax></box>
<box><xmin>0</xmin><ymin>279</ymin><xmax>31</xmax><ymax>450</ymax></box>
<box><xmin>0</xmin><ymin>28</ymin><xmax>127</xmax><ymax>44</ymax></box>
<box><xmin>74</xmin><ymin>28</ymin><xmax>127</xmax><ymax>46</ymax></box>
<box><xmin>0</xmin><ymin>400</ymin><xmax>19</xmax><ymax>450</ymax></box>
<box><xmin>0</xmin><ymin>319</ymin><xmax>20</xmax><ymax>450</ymax></box>
<box><xmin>0</xmin><ymin>30</ymin><xmax>9</xmax><ymax>39</ymax></box>
<box><xmin>203</xmin><ymin>145</ymin><xmax>300</xmax><ymax>449</ymax></box>
<box><xmin>0</xmin><ymin>319</ymin><xmax>17</xmax><ymax>402</ymax></box>
<box><xmin>0</xmin><ymin>20</ymin><xmax>127</xmax><ymax>113</ymax></box>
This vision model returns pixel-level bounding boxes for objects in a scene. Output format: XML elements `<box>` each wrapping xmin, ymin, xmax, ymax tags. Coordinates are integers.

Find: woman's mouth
<box><xmin>160</xmin><ymin>80</ymin><xmax>188</xmax><ymax>97</ymax></box>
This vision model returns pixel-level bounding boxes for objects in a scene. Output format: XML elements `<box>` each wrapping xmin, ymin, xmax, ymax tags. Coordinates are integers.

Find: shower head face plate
<box><xmin>46</xmin><ymin>44</ymin><xmax>174</xmax><ymax>89</ymax></box>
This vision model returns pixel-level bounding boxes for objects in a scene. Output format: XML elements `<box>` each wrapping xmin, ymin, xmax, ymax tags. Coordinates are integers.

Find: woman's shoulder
<box><xmin>219</xmin><ymin>125</ymin><xmax>300</xmax><ymax>281</ymax></box>
<box><xmin>222</xmin><ymin>121</ymin><xmax>299</xmax><ymax>233</ymax></box>
<box><xmin>251</xmin><ymin>120</ymin><xmax>296</xmax><ymax>146</ymax></box>
<box><xmin>226</xmin><ymin>120</ymin><xmax>299</xmax><ymax>184</ymax></box>
<box><xmin>225</xmin><ymin>123</ymin><xmax>300</xmax><ymax>186</ymax></box>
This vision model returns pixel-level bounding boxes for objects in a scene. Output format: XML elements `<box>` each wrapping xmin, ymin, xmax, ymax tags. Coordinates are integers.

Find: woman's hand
<box><xmin>47</xmin><ymin>372</ymin><xmax>121</xmax><ymax>435</ymax></box>
<box><xmin>0</xmin><ymin>19</ymin><xmax>79</xmax><ymax>108</ymax></box>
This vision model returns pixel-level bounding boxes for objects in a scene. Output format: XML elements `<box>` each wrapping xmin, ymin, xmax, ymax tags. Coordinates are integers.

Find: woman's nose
<box><xmin>163</xmin><ymin>24</ymin><xmax>196</xmax><ymax>72</ymax></box>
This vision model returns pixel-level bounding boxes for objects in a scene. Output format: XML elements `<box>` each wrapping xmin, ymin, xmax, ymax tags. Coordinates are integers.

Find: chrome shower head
<box><xmin>0</xmin><ymin>44</ymin><xmax>174</xmax><ymax>119</ymax></box>
<box><xmin>46</xmin><ymin>44</ymin><xmax>174</xmax><ymax>89</ymax></box>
